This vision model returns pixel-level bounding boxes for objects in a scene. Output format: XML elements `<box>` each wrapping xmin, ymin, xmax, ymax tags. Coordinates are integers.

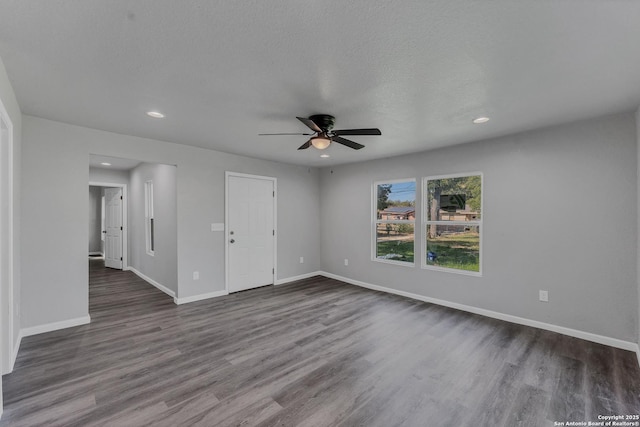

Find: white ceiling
<box><xmin>1</xmin><ymin>1</ymin><xmax>639</xmax><ymax>166</ymax></box>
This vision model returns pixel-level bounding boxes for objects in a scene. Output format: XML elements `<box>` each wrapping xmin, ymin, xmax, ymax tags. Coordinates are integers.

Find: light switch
<box><xmin>211</xmin><ymin>223</ymin><xmax>225</xmax><ymax>232</ymax></box>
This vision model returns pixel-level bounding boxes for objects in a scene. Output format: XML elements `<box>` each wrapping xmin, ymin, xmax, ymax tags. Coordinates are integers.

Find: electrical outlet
<box><xmin>539</xmin><ymin>290</ymin><xmax>548</xmax><ymax>302</ymax></box>
<box><xmin>344</xmin><ymin>259</ymin><xmax>349</xmax><ymax>266</ymax></box>
<box><xmin>193</xmin><ymin>271</ymin><xmax>200</xmax><ymax>280</ymax></box>
<box><xmin>299</xmin><ymin>256</ymin><xmax>304</xmax><ymax>264</ymax></box>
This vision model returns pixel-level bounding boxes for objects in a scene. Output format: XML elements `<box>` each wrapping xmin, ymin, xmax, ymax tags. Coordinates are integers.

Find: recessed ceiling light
<box><xmin>472</xmin><ymin>116</ymin><xmax>490</xmax><ymax>124</ymax></box>
<box><xmin>146</xmin><ymin>111</ymin><xmax>165</xmax><ymax>119</ymax></box>
<box><xmin>320</xmin><ymin>154</ymin><xmax>330</xmax><ymax>158</ymax></box>
<box><xmin>100</xmin><ymin>162</ymin><xmax>112</xmax><ymax>166</ymax></box>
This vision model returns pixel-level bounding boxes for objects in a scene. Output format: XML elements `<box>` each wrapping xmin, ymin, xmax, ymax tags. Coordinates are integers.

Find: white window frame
<box><xmin>144</xmin><ymin>180</ymin><xmax>155</xmax><ymax>256</ymax></box>
<box><xmin>372</xmin><ymin>178</ymin><xmax>416</xmax><ymax>267</ymax></box>
<box><xmin>422</xmin><ymin>172</ymin><xmax>483</xmax><ymax>276</ymax></box>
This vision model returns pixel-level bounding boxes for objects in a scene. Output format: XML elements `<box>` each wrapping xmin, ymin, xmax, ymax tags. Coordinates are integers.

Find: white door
<box><xmin>104</xmin><ymin>187</ymin><xmax>123</xmax><ymax>269</ymax></box>
<box><xmin>227</xmin><ymin>173</ymin><xmax>275</xmax><ymax>293</ymax></box>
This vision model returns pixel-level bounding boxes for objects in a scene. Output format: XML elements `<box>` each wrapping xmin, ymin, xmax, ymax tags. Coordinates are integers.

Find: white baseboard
<box><xmin>275</xmin><ymin>271</ymin><xmax>323</xmax><ymax>285</ymax></box>
<box><xmin>125</xmin><ymin>266</ymin><xmax>176</xmax><ymax>299</ymax></box>
<box><xmin>174</xmin><ymin>290</ymin><xmax>228</xmax><ymax>305</ymax></box>
<box><xmin>320</xmin><ymin>271</ymin><xmax>639</xmax><ymax>354</ymax></box>
<box><xmin>9</xmin><ymin>330</ymin><xmax>23</xmax><ymax>372</ymax></box>
<box><xmin>21</xmin><ymin>315</ymin><xmax>91</xmax><ymax>338</ymax></box>
<box><xmin>88</xmin><ymin>252</ymin><xmax>103</xmax><ymax>256</ymax></box>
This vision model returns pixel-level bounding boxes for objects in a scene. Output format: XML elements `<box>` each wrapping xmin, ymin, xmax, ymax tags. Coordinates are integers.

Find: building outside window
<box><xmin>373</xmin><ymin>179</ymin><xmax>416</xmax><ymax>265</ymax></box>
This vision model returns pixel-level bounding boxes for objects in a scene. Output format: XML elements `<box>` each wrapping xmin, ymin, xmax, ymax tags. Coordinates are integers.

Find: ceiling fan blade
<box><xmin>258</xmin><ymin>133</ymin><xmax>313</xmax><ymax>136</ymax></box>
<box><xmin>332</xmin><ymin>136</ymin><xmax>365</xmax><ymax>150</ymax></box>
<box><xmin>333</xmin><ymin>128</ymin><xmax>382</xmax><ymax>136</ymax></box>
<box><xmin>297</xmin><ymin>140</ymin><xmax>312</xmax><ymax>150</ymax></box>
<box><xmin>296</xmin><ymin>117</ymin><xmax>322</xmax><ymax>133</ymax></box>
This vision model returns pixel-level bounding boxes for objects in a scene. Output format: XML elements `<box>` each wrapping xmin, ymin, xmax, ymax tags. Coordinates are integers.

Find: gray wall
<box><xmin>128</xmin><ymin>163</ymin><xmax>178</xmax><ymax>292</ymax></box>
<box><xmin>320</xmin><ymin>113</ymin><xmax>638</xmax><ymax>343</ymax></box>
<box><xmin>89</xmin><ymin>167</ymin><xmax>130</xmax><ymax>185</ymax></box>
<box><xmin>0</xmin><ymin>56</ymin><xmax>21</xmax><ymax>391</ymax></box>
<box><xmin>88</xmin><ymin>186</ymin><xmax>102</xmax><ymax>254</ymax></box>
<box><xmin>637</xmin><ymin>107</ymin><xmax>640</xmax><ymax>349</ymax></box>
<box><xmin>20</xmin><ymin>115</ymin><xmax>321</xmax><ymax>329</ymax></box>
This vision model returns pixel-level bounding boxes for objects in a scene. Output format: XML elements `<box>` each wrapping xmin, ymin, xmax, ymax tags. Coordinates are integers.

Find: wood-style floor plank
<box><xmin>1</xmin><ymin>258</ymin><xmax>639</xmax><ymax>426</ymax></box>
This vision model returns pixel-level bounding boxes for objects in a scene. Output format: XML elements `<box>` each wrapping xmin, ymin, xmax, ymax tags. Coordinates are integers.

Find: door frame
<box><xmin>89</xmin><ymin>182</ymin><xmax>128</xmax><ymax>269</ymax></box>
<box><xmin>224</xmin><ymin>171</ymin><xmax>277</xmax><ymax>293</ymax></box>
<box><xmin>0</xmin><ymin>95</ymin><xmax>14</xmax><ymax>378</ymax></box>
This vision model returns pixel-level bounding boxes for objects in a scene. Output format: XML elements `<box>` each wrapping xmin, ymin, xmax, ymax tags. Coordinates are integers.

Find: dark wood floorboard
<box><xmin>1</xmin><ymin>258</ymin><xmax>639</xmax><ymax>426</ymax></box>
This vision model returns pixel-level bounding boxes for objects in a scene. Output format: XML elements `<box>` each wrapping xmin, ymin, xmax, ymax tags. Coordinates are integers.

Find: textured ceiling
<box><xmin>1</xmin><ymin>1</ymin><xmax>639</xmax><ymax>166</ymax></box>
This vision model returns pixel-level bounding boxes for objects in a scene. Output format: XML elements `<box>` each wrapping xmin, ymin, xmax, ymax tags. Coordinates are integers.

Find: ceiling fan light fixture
<box><xmin>310</xmin><ymin>135</ymin><xmax>331</xmax><ymax>150</ymax></box>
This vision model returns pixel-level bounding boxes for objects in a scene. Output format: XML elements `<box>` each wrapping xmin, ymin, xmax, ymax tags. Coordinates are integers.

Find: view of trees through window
<box><xmin>375</xmin><ymin>180</ymin><xmax>416</xmax><ymax>264</ymax></box>
<box><xmin>425</xmin><ymin>174</ymin><xmax>482</xmax><ymax>273</ymax></box>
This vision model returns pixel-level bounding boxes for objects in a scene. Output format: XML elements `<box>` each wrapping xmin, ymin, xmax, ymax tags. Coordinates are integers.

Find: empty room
<box><xmin>0</xmin><ymin>1</ymin><xmax>639</xmax><ymax>426</ymax></box>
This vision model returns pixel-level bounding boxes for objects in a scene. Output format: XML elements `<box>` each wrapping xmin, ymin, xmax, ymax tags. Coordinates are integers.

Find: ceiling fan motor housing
<box><xmin>309</xmin><ymin>114</ymin><xmax>335</xmax><ymax>132</ymax></box>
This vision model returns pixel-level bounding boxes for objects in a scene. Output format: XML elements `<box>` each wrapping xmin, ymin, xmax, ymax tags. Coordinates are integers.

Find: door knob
<box><xmin>230</xmin><ymin>239</ymin><xmax>235</xmax><ymax>244</ymax></box>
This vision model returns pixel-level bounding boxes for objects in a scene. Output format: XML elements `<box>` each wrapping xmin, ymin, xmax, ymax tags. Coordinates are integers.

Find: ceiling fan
<box><xmin>259</xmin><ymin>114</ymin><xmax>381</xmax><ymax>150</ymax></box>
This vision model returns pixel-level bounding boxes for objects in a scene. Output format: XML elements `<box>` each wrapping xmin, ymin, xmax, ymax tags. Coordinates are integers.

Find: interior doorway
<box><xmin>89</xmin><ymin>184</ymin><xmax>127</xmax><ymax>269</ymax></box>
<box><xmin>88</xmin><ymin>154</ymin><xmax>178</xmax><ymax>309</ymax></box>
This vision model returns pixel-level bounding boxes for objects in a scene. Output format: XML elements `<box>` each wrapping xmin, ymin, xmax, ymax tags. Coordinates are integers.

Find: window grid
<box><xmin>372</xmin><ymin>179</ymin><xmax>416</xmax><ymax>266</ymax></box>
<box><xmin>423</xmin><ymin>173</ymin><xmax>482</xmax><ymax>276</ymax></box>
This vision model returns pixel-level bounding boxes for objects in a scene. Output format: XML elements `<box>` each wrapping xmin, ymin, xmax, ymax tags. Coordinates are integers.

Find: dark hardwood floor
<box><xmin>1</xmin><ymin>258</ymin><xmax>639</xmax><ymax>426</ymax></box>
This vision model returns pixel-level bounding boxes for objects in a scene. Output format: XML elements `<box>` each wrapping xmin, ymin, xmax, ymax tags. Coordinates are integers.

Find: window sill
<box><xmin>372</xmin><ymin>258</ymin><xmax>415</xmax><ymax>268</ymax></box>
<box><xmin>422</xmin><ymin>264</ymin><xmax>481</xmax><ymax>277</ymax></box>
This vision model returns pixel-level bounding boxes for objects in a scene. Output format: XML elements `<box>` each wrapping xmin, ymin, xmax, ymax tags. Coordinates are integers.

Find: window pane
<box><xmin>426</xmin><ymin>224</ymin><xmax>479</xmax><ymax>272</ymax></box>
<box><xmin>377</xmin><ymin>181</ymin><xmax>416</xmax><ymax>219</ymax></box>
<box><xmin>427</xmin><ymin>175</ymin><xmax>481</xmax><ymax>221</ymax></box>
<box><xmin>376</xmin><ymin>223</ymin><xmax>414</xmax><ymax>262</ymax></box>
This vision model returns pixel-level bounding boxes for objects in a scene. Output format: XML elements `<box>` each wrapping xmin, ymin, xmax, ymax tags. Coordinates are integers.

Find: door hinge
<box><xmin>272</xmin><ymin>268</ymin><xmax>274</xmax><ymax>274</ymax></box>
<box><xmin>120</xmin><ymin>226</ymin><xmax>123</xmax><ymax>231</ymax></box>
<box><xmin>120</xmin><ymin>257</ymin><xmax>123</xmax><ymax>261</ymax></box>
<box><xmin>272</xmin><ymin>229</ymin><xmax>275</xmax><ymax>236</ymax></box>
<box><xmin>273</xmin><ymin>191</ymin><xmax>275</xmax><ymax>197</ymax></box>
<box><xmin>120</xmin><ymin>196</ymin><xmax>123</xmax><ymax>200</ymax></box>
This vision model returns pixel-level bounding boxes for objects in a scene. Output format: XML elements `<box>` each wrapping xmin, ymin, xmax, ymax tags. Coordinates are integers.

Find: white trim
<box><xmin>174</xmin><ymin>290</ymin><xmax>228</xmax><ymax>305</ymax></box>
<box><xmin>422</xmin><ymin>170</ymin><xmax>485</xmax><ymax>182</ymax></box>
<box><xmin>372</xmin><ymin>178</ymin><xmax>417</xmax><ymax>266</ymax></box>
<box><xmin>225</xmin><ymin>171</ymin><xmax>277</xmax><ymax>293</ymax></box>
<box><xmin>89</xmin><ymin>181</ymin><xmax>128</xmax><ymax>269</ymax></box>
<box><xmin>88</xmin><ymin>252</ymin><xmax>103</xmax><ymax>256</ymax></box>
<box><xmin>125</xmin><ymin>266</ymin><xmax>175</xmax><ymax>298</ymax></box>
<box><xmin>422</xmin><ymin>172</ymin><xmax>483</xmax><ymax>276</ymax></box>
<box><xmin>373</xmin><ymin>258</ymin><xmax>416</xmax><ymax>268</ymax></box>
<box><xmin>275</xmin><ymin>271</ymin><xmax>323</xmax><ymax>285</ymax></box>
<box><xmin>0</xmin><ymin>98</ymin><xmax>14</xmax><ymax>377</ymax></box>
<box><xmin>21</xmin><ymin>315</ymin><xmax>91</xmax><ymax>338</ymax></box>
<box><xmin>423</xmin><ymin>263</ymin><xmax>482</xmax><ymax>277</ymax></box>
<box><xmin>319</xmin><ymin>271</ymin><xmax>639</xmax><ymax>353</ymax></box>
<box><xmin>144</xmin><ymin>180</ymin><xmax>155</xmax><ymax>256</ymax></box>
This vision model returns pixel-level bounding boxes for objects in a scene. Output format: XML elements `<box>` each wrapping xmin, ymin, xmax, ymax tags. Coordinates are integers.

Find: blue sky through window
<box><xmin>388</xmin><ymin>181</ymin><xmax>416</xmax><ymax>203</ymax></box>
